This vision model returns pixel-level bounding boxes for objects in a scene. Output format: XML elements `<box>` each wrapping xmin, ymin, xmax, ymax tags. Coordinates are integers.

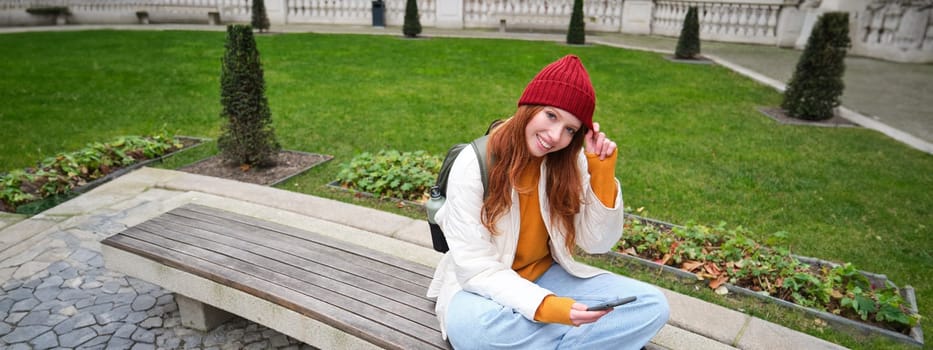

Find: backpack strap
<box><xmin>470</xmin><ymin>135</ymin><xmax>490</xmax><ymax>198</ymax></box>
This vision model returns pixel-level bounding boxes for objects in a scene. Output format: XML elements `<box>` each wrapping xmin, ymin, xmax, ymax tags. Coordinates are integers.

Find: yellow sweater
<box><xmin>513</xmin><ymin>150</ymin><xmax>618</xmax><ymax>325</ymax></box>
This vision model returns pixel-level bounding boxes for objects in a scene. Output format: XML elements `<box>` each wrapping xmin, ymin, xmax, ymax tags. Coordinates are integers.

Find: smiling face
<box><xmin>524</xmin><ymin>106</ymin><xmax>583</xmax><ymax>158</ymax></box>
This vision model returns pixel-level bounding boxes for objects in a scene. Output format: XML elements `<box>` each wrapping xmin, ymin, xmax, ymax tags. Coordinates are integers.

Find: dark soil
<box><xmin>758</xmin><ymin>107</ymin><xmax>859</xmax><ymax>127</ymax></box>
<box><xmin>179</xmin><ymin>150</ymin><xmax>332</xmax><ymax>186</ymax></box>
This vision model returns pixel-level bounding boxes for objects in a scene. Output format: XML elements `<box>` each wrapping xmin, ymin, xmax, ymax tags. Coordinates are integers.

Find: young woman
<box><xmin>427</xmin><ymin>55</ymin><xmax>669</xmax><ymax>349</ymax></box>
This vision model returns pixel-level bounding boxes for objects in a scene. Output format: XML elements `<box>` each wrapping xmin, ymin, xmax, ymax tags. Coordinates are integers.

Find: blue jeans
<box><xmin>445</xmin><ymin>263</ymin><xmax>669</xmax><ymax>350</ymax></box>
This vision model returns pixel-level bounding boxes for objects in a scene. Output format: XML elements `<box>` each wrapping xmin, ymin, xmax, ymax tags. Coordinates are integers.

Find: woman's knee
<box><xmin>636</xmin><ymin>284</ymin><xmax>670</xmax><ymax>329</ymax></box>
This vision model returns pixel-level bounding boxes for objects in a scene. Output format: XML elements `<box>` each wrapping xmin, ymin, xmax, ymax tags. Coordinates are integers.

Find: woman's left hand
<box><xmin>569</xmin><ymin>302</ymin><xmax>611</xmax><ymax>326</ymax></box>
<box><xmin>584</xmin><ymin>122</ymin><xmax>617</xmax><ymax>160</ymax></box>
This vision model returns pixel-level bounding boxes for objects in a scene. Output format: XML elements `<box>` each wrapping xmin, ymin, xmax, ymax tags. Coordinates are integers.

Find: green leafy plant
<box><xmin>674</xmin><ymin>6</ymin><xmax>700</xmax><ymax>59</ymax></box>
<box><xmin>566</xmin><ymin>0</ymin><xmax>586</xmax><ymax>45</ymax></box>
<box><xmin>0</xmin><ymin>134</ymin><xmax>183</xmax><ymax>213</ymax></box>
<box><xmin>335</xmin><ymin>150</ymin><xmax>441</xmax><ymax>202</ymax></box>
<box><xmin>402</xmin><ymin>0</ymin><xmax>422</xmax><ymax>38</ymax></box>
<box><xmin>618</xmin><ymin>210</ymin><xmax>920</xmax><ymax>333</ymax></box>
<box><xmin>219</xmin><ymin>24</ymin><xmax>281</xmax><ymax>167</ymax></box>
<box><xmin>781</xmin><ymin>12</ymin><xmax>850</xmax><ymax>120</ymax></box>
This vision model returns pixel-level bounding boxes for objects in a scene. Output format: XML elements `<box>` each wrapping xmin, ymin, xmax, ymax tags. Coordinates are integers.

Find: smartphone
<box><xmin>586</xmin><ymin>296</ymin><xmax>637</xmax><ymax>311</ymax></box>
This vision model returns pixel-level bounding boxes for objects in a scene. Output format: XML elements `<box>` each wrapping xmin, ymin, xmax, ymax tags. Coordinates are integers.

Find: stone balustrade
<box><xmin>1</xmin><ymin>0</ymin><xmax>930</xmax><ymax>63</ymax></box>
<box><xmin>462</xmin><ymin>0</ymin><xmax>623</xmax><ymax>32</ymax></box>
<box><xmin>652</xmin><ymin>0</ymin><xmax>790</xmax><ymax>45</ymax></box>
<box><xmin>851</xmin><ymin>0</ymin><xmax>933</xmax><ymax>63</ymax></box>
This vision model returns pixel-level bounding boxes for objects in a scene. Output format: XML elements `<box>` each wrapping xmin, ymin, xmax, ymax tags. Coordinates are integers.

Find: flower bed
<box><xmin>613</xmin><ymin>211</ymin><xmax>923</xmax><ymax>347</ymax></box>
<box><xmin>0</xmin><ymin>134</ymin><xmax>204</xmax><ymax>214</ymax></box>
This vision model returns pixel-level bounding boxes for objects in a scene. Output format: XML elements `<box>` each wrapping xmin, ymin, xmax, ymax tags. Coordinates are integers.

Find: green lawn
<box><xmin>1</xmin><ymin>30</ymin><xmax>930</xmax><ymax>349</ymax></box>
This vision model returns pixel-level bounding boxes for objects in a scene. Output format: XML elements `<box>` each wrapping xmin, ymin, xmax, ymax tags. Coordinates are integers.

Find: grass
<box><xmin>1</xmin><ymin>30</ymin><xmax>930</xmax><ymax>349</ymax></box>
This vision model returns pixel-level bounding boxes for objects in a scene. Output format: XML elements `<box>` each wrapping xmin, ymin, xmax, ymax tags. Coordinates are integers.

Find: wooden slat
<box><xmin>103</xmin><ymin>233</ymin><xmax>444</xmax><ymax>350</ymax></box>
<box><xmin>180</xmin><ymin>205</ymin><xmax>435</xmax><ymax>278</ymax></box>
<box><xmin>144</xmin><ymin>215</ymin><xmax>436</xmax><ymax>313</ymax></box>
<box><xmin>131</xmin><ymin>219</ymin><xmax>438</xmax><ymax>330</ymax></box>
<box><xmin>101</xmin><ymin>204</ymin><xmax>451</xmax><ymax>349</ymax></box>
<box><xmin>159</xmin><ymin>208</ymin><xmax>432</xmax><ymax>296</ymax></box>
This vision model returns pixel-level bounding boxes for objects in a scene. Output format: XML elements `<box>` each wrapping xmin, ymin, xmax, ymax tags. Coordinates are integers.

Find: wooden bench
<box><xmin>140</xmin><ymin>5</ymin><xmax>222</xmax><ymax>25</ymax></box>
<box><xmin>101</xmin><ymin>204</ymin><xmax>450</xmax><ymax>349</ymax></box>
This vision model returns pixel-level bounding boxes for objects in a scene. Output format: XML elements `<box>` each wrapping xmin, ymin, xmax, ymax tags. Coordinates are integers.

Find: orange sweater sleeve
<box><xmin>534</xmin><ymin>295</ymin><xmax>576</xmax><ymax>325</ymax></box>
<box><xmin>585</xmin><ymin>149</ymin><xmax>619</xmax><ymax>207</ymax></box>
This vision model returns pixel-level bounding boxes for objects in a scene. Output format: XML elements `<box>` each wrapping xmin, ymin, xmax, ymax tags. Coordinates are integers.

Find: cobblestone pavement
<box><xmin>0</xmin><ymin>211</ymin><xmax>316</xmax><ymax>350</ymax></box>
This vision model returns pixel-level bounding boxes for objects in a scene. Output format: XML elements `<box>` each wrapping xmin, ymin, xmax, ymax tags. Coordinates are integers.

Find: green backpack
<box><xmin>425</xmin><ymin>121</ymin><xmax>500</xmax><ymax>252</ymax></box>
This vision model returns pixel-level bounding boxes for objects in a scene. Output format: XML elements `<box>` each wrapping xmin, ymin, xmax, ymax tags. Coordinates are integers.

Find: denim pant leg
<box><xmin>536</xmin><ymin>263</ymin><xmax>670</xmax><ymax>350</ymax></box>
<box><xmin>446</xmin><ymin>290</ymin><xmax>568</xmax><ymax>349</ymax></box>
<box><xmin>445</xmin><ymin>263</ymin><xmax>669</xmax><ymax>350</ymax></box>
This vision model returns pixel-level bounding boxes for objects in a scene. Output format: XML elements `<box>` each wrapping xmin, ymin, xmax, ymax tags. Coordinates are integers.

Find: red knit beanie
<box><xmin>518</xmin><ymin>54</ymin><xmax>596</xmax><ymax>130</ymax></box>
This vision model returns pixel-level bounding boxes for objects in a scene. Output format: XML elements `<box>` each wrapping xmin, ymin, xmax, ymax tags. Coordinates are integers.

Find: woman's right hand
<box><xmin>569</xmin><ymin>302</ymin><xmax>611</xmax><ymax>326</ymax></box>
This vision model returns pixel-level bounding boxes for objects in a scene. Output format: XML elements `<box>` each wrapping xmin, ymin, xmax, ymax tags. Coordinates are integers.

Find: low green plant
<box><xmin>619</xmin><ymin>210</ymin><xmax>920</xmax><ymax>332</ymax></box>
<box><xmin>0</xmin><ymin>134</ymin><xmax>183</xmax><ymax>212</ymax></box>
<box><xmin>335</xmin><ymin>150</ymin><xmax>441</xmax><ymax>202</ymax></box>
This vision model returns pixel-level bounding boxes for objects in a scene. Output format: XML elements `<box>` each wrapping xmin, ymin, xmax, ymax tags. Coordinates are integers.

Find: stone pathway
<box><xmin>0</xmin><ymin>209</ymin><xmax>315</xmax><ymax>350</ymax></box>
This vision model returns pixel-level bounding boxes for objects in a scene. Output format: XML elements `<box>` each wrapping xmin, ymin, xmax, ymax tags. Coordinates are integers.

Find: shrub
<box><xmin>674</xmin><ymin>7</ymin><xmax>700</xmax><ymax>59</ymax></box>
<box><xmin>566</xmin><ymin>0</ymin><xmax>585</xmax><ymax>45</ymax></box>
<box><xmin>251</xmin><ymin>0</ymin><xmax>270</xmax><ymax>33</ymax></box>
<box><xmin>335</xmin><ymin>150</ymin><xmax>441</xmax><ymax>201</ymax></box>
<box><xmin>403</xmin><ymin>0</ymin><xmax>422</xmax><ymax>38</ymax></box>
<box><xmin>219</xmin><ymin>24</ymin><xmax>280</xmax><ymax>167</ymax></box>
<box><xmin>781</xmin><ymin>12</ymin><xmax>850</xmax><ymax>121</ymax></box>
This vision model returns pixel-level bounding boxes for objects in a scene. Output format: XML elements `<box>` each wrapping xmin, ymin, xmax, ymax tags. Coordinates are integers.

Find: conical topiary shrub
<box><xmin>251</xmin><ymin>0</ymin><xmax>270</xmax><ymax>33</ymax></box>
<box><xmin>219</xmin><ymin>24</ymin><xmax>280</xmax><ymax>167</ymax></box>
<box><xmin>403</xmin><ymin>0</ymin><xmax>422</xmax><ymax>37</ymax></box>
<box><xmin>674</xmin><ymin>6</ymin><xmax>700</xmax><ymax>59</ymax></box>
<box><xmin>782</xmin><ymin>12</ymin><xmax>850</xmax><ymax>121</ymax></box>
<box><xmin>566</xmin><ymin>0</ymin><xmax>585</xmax><ymax>45</ymax></box>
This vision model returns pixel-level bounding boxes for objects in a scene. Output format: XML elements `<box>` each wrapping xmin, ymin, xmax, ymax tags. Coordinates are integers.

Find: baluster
<box><xmin>718</xmin><ymin>4</ymin><xmax>729</xmax><ymax>35</ymax></box>
<box><xmin>767</xmin><ymin>5</ymin><xmax>777</xmax><ymax>37</ymax></box>
<box><xmin>746</xmin><ymin>5</ymin><xmax>756</xmax><ymax>37</ymax></box>
<box><xmin>758</xmin><ymin>5</ymin><xmax>771</xmax><ymax>38</ymax></box>
<box><xmin>734</xmin><ymin>4</ymin><xmax>745</xmax><ymax>37</ymax></box>
<box><xmin>701</xmin><ymin>3</ymin><xmax>709</xmax><ymax>35</ymax></box>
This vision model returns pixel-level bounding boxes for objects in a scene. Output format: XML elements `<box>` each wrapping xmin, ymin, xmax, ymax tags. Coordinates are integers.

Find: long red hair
<box><xmin>481</xmin><ymin>105</ymin><xmax>588</xmax><ymax>252</ymax></box>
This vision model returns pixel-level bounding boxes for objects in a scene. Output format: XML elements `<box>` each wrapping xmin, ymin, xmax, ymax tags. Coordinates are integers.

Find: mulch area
<box><xmin>757</xmin><ymin>107</ymin><xmax>859</xmax><ymax>128</ymax></box>
<box><xmin>179</xmin><ymin>150</ymin><xmax>332</xmax><ymax>186</ymax></box>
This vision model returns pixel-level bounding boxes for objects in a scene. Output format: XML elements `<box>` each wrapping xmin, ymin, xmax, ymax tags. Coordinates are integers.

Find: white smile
<box><xmin>536</xmin><ymin>134</ymin><xmax>553</xmax><ymax>150</ymax></box>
